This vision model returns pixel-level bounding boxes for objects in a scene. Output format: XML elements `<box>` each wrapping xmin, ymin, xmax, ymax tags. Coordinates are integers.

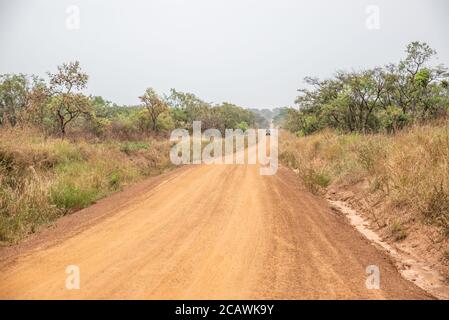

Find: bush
<box><xmin>50</xmin><ymin>182</ymin><xmax>99</xmax><ymax>211</ymax></box>
<box><xmin>303</xmin><ymin>168</ymin><xmax>331</xmax><ymax>194</ymax></box>
<box><xmin>119</xmin><ymin>141</ymin><xmax>149</xmax><ymax>155</ymax></box>
<box><xmin>378</xmin><ymin>106</ymin><xmax>410</xmax><ymax>133</ymax></box>
<box><xmin>109</xmin><ymin>170</ymin><xmax>122</xmax><ymax>190</ymax></box>
<box><xmin>156</xmin><ymin>112</ymin><xmax>175</xmax><ymax>133</ymax></box>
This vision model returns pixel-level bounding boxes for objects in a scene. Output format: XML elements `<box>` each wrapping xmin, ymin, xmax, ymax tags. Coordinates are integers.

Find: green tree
<box><xmin>291</xmin><ymin>42</ymin><xmax>449</xmax><ymax>135</ymax></box>
<box><xmin>0</xmin><ymin>74</ymin><xmax>30</xmax><ymax>126</ymax></box>
<box><xmin>237</xmin><ymin>121</ymin><xmax>249</xmax><ymax>132</ymax></box>
<box><xmin>25</xmin><ymin>77</ymin><xmax>51</xmax><ymax>130</ymax></box>
<box><xmin>48</xmin><ymin>61</ymin><xmax>92</xmax><ymax>138</ymax></box>
<box><xmin>165</xmin><ymin>88</ymin><xmax>211</xmax><ymax>129</ymax></box>
<box><xmin>139</xmin><ymin>88</ymin><xmax>168</xmax><ymax>132</ymax></box>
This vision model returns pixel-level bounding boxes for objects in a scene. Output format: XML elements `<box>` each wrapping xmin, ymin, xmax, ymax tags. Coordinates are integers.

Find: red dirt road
<box><xmin>0</xmin><ymin>161</ymin><xmax>431</xmax><ymax>299</ymax></box>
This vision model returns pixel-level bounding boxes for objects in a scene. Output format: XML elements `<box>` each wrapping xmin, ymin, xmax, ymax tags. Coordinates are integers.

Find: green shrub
<box><xmin>120</xmin><ymin>141</ymin><xmax>149</xmax><ymax>155</ymax></box>
<box><xmin>50</xmin><ymin>182</ymin><xmax>99</xmax><ymax>211</ymax></box>
<box><xmin>54</xmin><ymin>142</ymin><xmax>85</xmax><ymax>163</ymax></box>
<box><xmin>109</xmin><ymin>170</ymin><xmax>122</xmax><ymax>190</ymax></box>
<box><xmin>303</xmin><ymin>168</ymin><xmax>331</xmax><ymax>194</ymax></box>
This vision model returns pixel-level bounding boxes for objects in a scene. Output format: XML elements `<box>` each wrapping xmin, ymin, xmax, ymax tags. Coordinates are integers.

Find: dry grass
<box><xmin>0</xmin><ymin>128</ymin><xmax>173</xmax><ymax>243</ymax></box>
<box><xmin>279</xmin><ymin>123</ymin><xmax>449</xmax><ymax>236</ymax></box>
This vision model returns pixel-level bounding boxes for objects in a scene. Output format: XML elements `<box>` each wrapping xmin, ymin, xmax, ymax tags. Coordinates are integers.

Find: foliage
<box><xmin>47</xmin><ymin>61</ymin><xmax>92</xmax><ymax>138</ymax></box>
<box><xmin>283</xmin><ymin>42</ymin><xmax>449</xmax><ymax>135</ymax></box>
<box><xmin>164</xmin><ymin>88</ymin><xmax>258</xmax><ymax>133</ymax></box>
<box><xmin>0</xmin><ymin>74</ymin><xmax>40</xmax><ymax>127</ymax></box>
<box><xmin>139</xmin><ymin>88</ymin><xmax>168</xmax><ymax>131</ymax></box>
<box><xmin>0</xmin><ymin>63</ymin><xmax>262</xmax><ymax>139</ymax></box>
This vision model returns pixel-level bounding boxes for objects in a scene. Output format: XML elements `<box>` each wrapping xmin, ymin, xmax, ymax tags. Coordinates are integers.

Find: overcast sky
<box><xmin>1</xmin><ymin>0</ymin><xmax>448</xmax><ymax>109</ymax></box>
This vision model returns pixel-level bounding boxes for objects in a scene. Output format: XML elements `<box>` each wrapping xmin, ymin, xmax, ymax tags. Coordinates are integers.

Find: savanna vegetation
<box><xmin>279</xmin><ymin>42</ymin><xmax>449</xmax><ymax>251</ymax></box>
<box><xmin>0</xmin><ymin>61</ymin><xmax>264</xmax><ymax>243</ymax></box>
<box><xmin>282</xmin><ymin>42</ymin><xmax>449</xmax><ymax>136</ymax></box>
<box><xmin>280</xmin><ymin>125</ymin><xmax>449</xmax><ymax>236</ymax></box>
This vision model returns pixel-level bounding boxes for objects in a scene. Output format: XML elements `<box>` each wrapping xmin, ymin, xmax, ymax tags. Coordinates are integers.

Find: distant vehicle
<box><xmin>266</xmin><ymin>129</ymin><xmax>271</xmax><ymax>136</ymax></box>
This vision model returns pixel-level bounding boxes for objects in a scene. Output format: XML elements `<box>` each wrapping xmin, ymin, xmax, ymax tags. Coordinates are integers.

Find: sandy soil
<box><xmin>0</xmin><ymin>158</ymin><xmax>432</xmax><ymax>299</ymax></box>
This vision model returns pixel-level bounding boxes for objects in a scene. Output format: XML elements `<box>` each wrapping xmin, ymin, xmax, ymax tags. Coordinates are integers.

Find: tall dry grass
<box><xmin>0</xmin><ymin>128</ymin><xmax>173</xmax><ymax>243</ymax></box>
<box><xmin>279</xmin><ymin>123</ymin><xmax>449</xmax><ymax>236</ymax></box>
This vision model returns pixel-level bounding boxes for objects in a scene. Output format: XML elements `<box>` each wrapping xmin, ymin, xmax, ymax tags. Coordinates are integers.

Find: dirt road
<box><xmin>0</xmin><ymin>155</ymin><xmax>431</xmax><ymax>299</ymax></box>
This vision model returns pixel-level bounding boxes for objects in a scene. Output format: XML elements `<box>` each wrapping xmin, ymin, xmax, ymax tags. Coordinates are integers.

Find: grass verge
<box><xmin>0</xmin><ymin>128</ymin><xmax>173</xmax><ymax>243</ymax></box>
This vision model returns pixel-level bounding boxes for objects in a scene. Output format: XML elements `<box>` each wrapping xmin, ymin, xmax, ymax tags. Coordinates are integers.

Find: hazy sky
<box><xmin>1</xmin><ymin>0</ymin><xmax>448</xmax><ymax>109</ymax></box>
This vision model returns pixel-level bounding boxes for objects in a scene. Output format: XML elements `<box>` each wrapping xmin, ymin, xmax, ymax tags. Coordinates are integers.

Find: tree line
<box><xmin>0</xmin><ymin>62</ymin><xmax>265</xmax><ymax>139</ymax></box>
<box><xmin>283</xmin><ymin>42</ymin><xmax>449</xmax><ymax>135</ymax></box>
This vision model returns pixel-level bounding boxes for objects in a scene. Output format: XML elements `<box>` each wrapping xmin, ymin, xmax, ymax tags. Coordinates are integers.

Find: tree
<box><xmin>0</xmin><ymin>74</ymin><xmax>30</xmax><ymax>126</ymax></box>
<box><xmin>400</xmin><ymin>42</ymin><xmax>436</xmax><ymax>78</ymax></box>
<box><xmin>216</xmin><ymin>102</ymin><xmax>255</xmax><ymax>132</ymax></box>
<box><xmin>291</xmin><ymin>42</ymin><xmax>449</xmax><ymax>135</ymax></box>
<box><xmin>165</xmin><ymin>88</ymin><xmax>211</xmax><ymax>129</ymax></box>
<box><xmin>237</xmin><ymin>121</ymin><xmax>249</xmax><ymax>132</ymax></box>
<box><xmin>25</xmin><ymin>77</ymin><xmax>51</xmax><ymax>130</ymax></box>
<box><xmin>47</xmin><ymin>61</ymin><xmax>91</xmax><ymax>138</ymax></box>
<box><xmin>139</xmin><ymin>88</ymin><xmax>168</xmax><ymax>131</ymax></box>
<box><xmin>347</xmin><ymin>68</ymin><xmax>386</xmax><ymax>133</ymax></box>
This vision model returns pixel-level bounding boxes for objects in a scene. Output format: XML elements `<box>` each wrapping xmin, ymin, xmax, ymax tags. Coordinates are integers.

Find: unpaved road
<box><xmin>0</xmin><ymin>155</ymin><xmax>431</xmax><ymax>299</ymax></box>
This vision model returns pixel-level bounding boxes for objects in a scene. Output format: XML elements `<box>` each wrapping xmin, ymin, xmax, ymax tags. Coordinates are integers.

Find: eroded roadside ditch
<box><xmin>328</xmin><ymin>198</ymin><xmax>449</xmax><ymax>300</ymax></box>
<box><xmin>289</xmin><ymin>166</ymin><xmax>449</xmax><ymax>299</ymax></box>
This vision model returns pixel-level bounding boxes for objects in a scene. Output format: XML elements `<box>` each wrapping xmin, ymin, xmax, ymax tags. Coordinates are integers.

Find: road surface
<box><xmin>0</xmin><ymin>153</ymin><xmax>430</xmax><ymax>299</ymax></box>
